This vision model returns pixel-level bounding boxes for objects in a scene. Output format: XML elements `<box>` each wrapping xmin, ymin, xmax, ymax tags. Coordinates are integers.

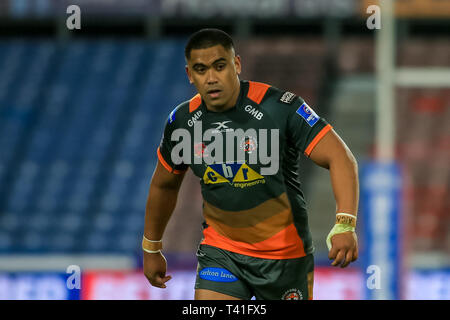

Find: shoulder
<box><xmin>244</xmin><ymin>80</ymin><xmax>305</xmax><ymax>113</ymax></box>
<box><xmin>244</xmin><ymin>80</ymin><xmax>272</xmax><ymax>105</ymax></box>
<box><xmin>243</xmin><ymin>80</ymin><xmax>304</xmax><ymax>106</ymax></box>
<box><xmin>265</xmin><ymin>86</ymin><xmax>305</xmax><ymax>108</ymax></box>
<box><xmin>166</xmin><ymin>93</ymin><xmax>202</xmax><ymax>127</ymax></box>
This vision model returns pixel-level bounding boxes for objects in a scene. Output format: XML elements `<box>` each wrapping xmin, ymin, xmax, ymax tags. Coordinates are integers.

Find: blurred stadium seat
<box><xmin>0</xmin><ymin>39</ymin><xmax>194</xmax><ymax>253</ymax></box>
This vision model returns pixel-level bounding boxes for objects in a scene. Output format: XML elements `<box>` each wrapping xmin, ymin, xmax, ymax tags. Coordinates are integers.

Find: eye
<box><xmin>196</xmin><ymin>67</ymin><xmax>206</xmax><ymax>74</ymax></box>
<box><xmin>216</xmin><ymin>63</ymin><xmax>226</xmax><ymax>70</ymax></box>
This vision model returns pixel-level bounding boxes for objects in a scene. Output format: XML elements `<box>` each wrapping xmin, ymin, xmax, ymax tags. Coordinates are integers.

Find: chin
<box><xmin>208</xmin><ymin>99</ymin><xmax>225</xmax><ymax>107</ymax></box>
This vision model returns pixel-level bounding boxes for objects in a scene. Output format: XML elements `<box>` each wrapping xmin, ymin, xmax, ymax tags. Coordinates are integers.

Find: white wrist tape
<box><xmin>326</xmin><ymin>213</ymin><xmax>357</xmax><ymax>251</ymax></box>
<box><xmin>142</xmin><ymin>235</ymin><xmax>163</xmax><ymax>253</ymax></box>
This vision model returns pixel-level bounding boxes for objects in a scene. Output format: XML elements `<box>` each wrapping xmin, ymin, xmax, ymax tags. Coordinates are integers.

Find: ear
<box><xmin>234</xmin><ymin>55</ymin><xmax>242</xmax><ymax>75</ymax></box>
<box><xmin>185</xmin><ymin>65</ymin><xmax>194</xmax><ymax>84</ymax></box>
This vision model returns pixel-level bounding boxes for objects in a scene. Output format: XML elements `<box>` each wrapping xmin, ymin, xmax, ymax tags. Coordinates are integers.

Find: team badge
<box><xmin>239</xmin><ymin>136</ymin><xmax>258</xmax><ymax>154</ymax></box>
<box><xmin>194</xmin><ymin>142</ymin><xmax>208</xmax><ymax>158</ymax></box>
<box><xmin>282</xmin><ymin>288</ymin><xmax>303</xmax><ymax>300</ymax></box>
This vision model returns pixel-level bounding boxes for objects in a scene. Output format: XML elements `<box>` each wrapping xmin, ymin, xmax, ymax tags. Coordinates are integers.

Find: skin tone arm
<box><xmin>309</xmin><ymin>128</ymin><xmax>359</xmax><ymax>268</ymax></box>
<box><xmin>143</xmin><ymin>160</ymin><xmax>186</xmax><ymax>288</ymax></box>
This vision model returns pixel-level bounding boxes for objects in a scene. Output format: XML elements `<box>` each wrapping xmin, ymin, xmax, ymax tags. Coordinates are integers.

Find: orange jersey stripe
<box><xmin>304</xmin><ymin>124</ymin><xmax>333</xmax><ymax>157</ymax></box>
<box><xmin>247</xmin><ymin>81</ymin><xmax>271</xmax><ymax>104</ymax></box>
<box><xmin>157</xmin><ymin>147</ymin><xmax>186</xmax><ymax>174</ymax></box>
<box><xmin>201</xmin><ymin>223</ymin><xmax>306</xmax><ymax>259</ymax></box>
<box><xmin>189</xmin><ymin>94</ymin><xmax>202</xmax><ymax>113</ymax></box>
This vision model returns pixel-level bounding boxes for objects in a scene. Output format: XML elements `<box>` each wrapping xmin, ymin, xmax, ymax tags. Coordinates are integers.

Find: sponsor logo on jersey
<box><xmin>280</xmin><ymin>91</ymin><xmax>296</xmax><ymax>104</ymax></box>
<box><xmin>281</xmin><ymin>288</ymin><xmax>303</xmax><ymax>300</ymax></box>
<box><xmin>199</xmin><ymin>267</ymin><xmax>238</xmax><ymax>282</ymax></box>
<box><xmin>188</xmin><ymin>110</ymin><xmax>202</xmax><ymax>127</ymax></box>
<box><xmin>203</xmin><ymin>162</ymin><xmax>265</xmax><ymax>188</ymax></box>
<box><xmin>211</xmin><ymin>120</ymin><xmax>234</xmax><ymax>133</ymax></box>
<box><xmin>244</xmin><ymin>105</ymin><xmax>264</xmax><ymax>120</ymax></box>
<box><xmin>296</xmin><ymin>102</ymin><xmax>319</xmax><ymax>127</ymax></box>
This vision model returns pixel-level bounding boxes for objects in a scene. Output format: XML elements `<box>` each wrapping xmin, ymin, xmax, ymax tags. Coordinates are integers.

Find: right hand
<box><xmin>143</xmin><ymin>251</ymin><xmax>172</xmax><ymax>288</ymax></box>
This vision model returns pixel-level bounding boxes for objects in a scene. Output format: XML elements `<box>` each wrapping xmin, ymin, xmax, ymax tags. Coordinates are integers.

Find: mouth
<box><xmin>206</xmin><ymin>89</ymin><xmax>222</xmax><ymax>99</ymax></box>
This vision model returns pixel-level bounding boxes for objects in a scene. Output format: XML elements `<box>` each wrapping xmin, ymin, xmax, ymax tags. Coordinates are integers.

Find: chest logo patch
<box><xmin>203</xmin><ymin>162</ymin><xmax>265</xmax><ymax>188</ymax></box>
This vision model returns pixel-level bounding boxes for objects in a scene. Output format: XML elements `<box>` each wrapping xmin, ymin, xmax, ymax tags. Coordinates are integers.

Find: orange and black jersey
<box><xmin>158</xmin><ymin>80</ymin><xmax>332</xmax><ymax>259</ymax></box>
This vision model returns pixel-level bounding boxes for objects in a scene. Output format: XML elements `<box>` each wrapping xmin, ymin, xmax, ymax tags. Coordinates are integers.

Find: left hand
<box><xmin>328</xmin><ymin>231</ymin><xmax>358</xmax><ymax>268</ymax></box>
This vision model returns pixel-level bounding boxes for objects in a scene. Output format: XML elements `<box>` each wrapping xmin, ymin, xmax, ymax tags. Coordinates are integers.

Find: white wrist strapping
<box><xmin>142</xmin><ymin>235</ymin><xmax>163</xmax><ymax>253</ymax></box>
<box><xmin>326</xmin><ymin>213</ymin><xmax>357</xmax><ymax>251</ymax></box>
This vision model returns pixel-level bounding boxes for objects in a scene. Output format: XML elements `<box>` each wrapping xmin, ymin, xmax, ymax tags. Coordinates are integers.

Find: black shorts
<box><xmin>194</xmin><ymin>244</ymin><xmax>314</xmax><ymax>300</ymax></box>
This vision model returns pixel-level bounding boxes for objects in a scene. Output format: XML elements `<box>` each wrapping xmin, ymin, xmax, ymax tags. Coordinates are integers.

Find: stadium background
<box><xmin>0</xmin><ymin>0</ymin><xmax>448</xmax><ymax>299</ymax></box>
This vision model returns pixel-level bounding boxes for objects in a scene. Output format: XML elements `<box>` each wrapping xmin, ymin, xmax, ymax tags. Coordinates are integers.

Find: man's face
<box><xmin>186</xmin><ymin>45</ymin><xmax>241</xmax><ymax>110</ymax></box>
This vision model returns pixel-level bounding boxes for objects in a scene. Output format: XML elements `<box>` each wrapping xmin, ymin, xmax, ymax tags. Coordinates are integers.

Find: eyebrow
<box><xmin>193</xmin><ymin>58</ymin><xmax>227</xmax><ymax>69</ymax></box>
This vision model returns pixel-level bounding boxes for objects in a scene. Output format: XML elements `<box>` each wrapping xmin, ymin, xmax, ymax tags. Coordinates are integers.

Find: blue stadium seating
<box><xmin>0</xmin><ymin>39</ymin><xmax>195</xmax><ymax>253</ymax></box>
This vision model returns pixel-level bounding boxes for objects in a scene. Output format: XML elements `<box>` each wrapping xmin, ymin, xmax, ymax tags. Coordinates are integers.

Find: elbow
<box><xmin>151</xmin><ymin>179</ymin><xmax>182</xmax><ymax>192</ymax></box>
<box><xmin>329</xmin><ymin>147</ymin><xmax>358</xmax><ymax>174</ymax></box>
<box><xmin>344</xmin><ymin>148</ymin><xmax>358</xmax><ymax>177</ymax></box>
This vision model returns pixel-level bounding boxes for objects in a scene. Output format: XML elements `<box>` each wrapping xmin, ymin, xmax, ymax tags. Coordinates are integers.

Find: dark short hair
<box><xmin>185</xmin><ymin>28</ymin><xmax>235</xmax><ymax>60</ymax></box>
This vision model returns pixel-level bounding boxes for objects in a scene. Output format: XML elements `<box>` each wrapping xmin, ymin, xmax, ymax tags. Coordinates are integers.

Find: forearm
<box><xmin>308</xmin><ymin>129</ymin><xmax>359</xmax><ymax>266</ymax></box>
<box><xmin>328</xmin><ymin>150</ymin><xmax>359</xmax><ymax>216</ymax></box>
<box><xmin>144</xmin><ymin>185</ymin><xmax>180</xmax><ymax>241</ymax></box>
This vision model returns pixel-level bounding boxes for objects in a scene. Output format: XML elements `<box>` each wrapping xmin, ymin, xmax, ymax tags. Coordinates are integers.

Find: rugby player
<box><xmin>142</xmin><ymin>29</ymin><xmax>359</xmax><ymax>300</ymax></box>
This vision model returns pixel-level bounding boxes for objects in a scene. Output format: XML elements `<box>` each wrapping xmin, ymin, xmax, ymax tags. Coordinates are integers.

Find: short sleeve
<box><xmin>157</xmin><ymin>118</ymin><xmax>189</xmax><ymax>174</ymax></box>
<box><xmin>286</xmin><ymin>97</ymin><xmax>333</xmax><ymax>157</ymax></box>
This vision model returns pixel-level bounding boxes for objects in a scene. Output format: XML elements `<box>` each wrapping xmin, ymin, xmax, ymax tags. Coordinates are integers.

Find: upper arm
<box><xmin>154</xmin><ymin>104</ymin><xmax>189</xmax><ymax>189</ymax></box>
<box><xmin>309</xmin><ymin>129</ymin><xmax>357</xmax><ymax>169</ymax></box>
<box><xmin>150</xmin><ymin>160</ymin><xmax>187</xmax><ymax>191</ymax></box>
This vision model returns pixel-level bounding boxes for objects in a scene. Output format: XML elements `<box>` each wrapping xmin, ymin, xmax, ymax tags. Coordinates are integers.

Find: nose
<box><xmin>206</xmin><ymin>68</ymin><xmax>218</xmax><ymax>84</ymax></box>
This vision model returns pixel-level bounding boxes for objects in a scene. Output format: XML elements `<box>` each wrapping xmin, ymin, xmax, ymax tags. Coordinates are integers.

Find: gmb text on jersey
<box><xmin>170</xmin><ymin>121</ymin><xmax>279</xmax><ymax>176</ymax></box>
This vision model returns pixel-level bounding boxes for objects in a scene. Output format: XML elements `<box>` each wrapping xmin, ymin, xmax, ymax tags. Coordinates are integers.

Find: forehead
<box><xmin>188</xmin><ymin>45</ymin><xmax>234</xmax><ymax>65</ymax></box>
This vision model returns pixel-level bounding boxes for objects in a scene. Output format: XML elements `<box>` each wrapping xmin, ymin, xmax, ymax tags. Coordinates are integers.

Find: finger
<box><xmin>331</xmin><ymin>250</ymin><xmax>345</xmax><ymax>267</ymax></box>
<box><xmin>341</xmin><ymin>250</ymin><xmax>354</xmax><ymax>268</ymax></box>
<box><xmin>148</xmin><ymin>274</ymin><xmax>166</xmax><ymax>288</ymax></box>
<box><xmin>328</xmin><ymin>246</ymin><xmax>338</xmax><ymax>260</ymax></box>
<box><xmin>153</xmin><ymin>278</ymin><xmax>167</xmax><ymax>288</ymax></box>
<box><xmin>155</xmin><ymin>274</ymin><xmax>172</xmax><ymax>288</ymax></box>
<box><xmin>162</xmin><ymin>275</ymin><xmax>172</xmax><ymax>283</ymax></box>
<box><xmin>352</xmin><ymin>246</ymin><xmax>359</xmax><ymax>262</ymax></box>
<box><xmin>144</xmin><ymin>273</ymin><xmax>155</xmax><ymax>285</ymax></box>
